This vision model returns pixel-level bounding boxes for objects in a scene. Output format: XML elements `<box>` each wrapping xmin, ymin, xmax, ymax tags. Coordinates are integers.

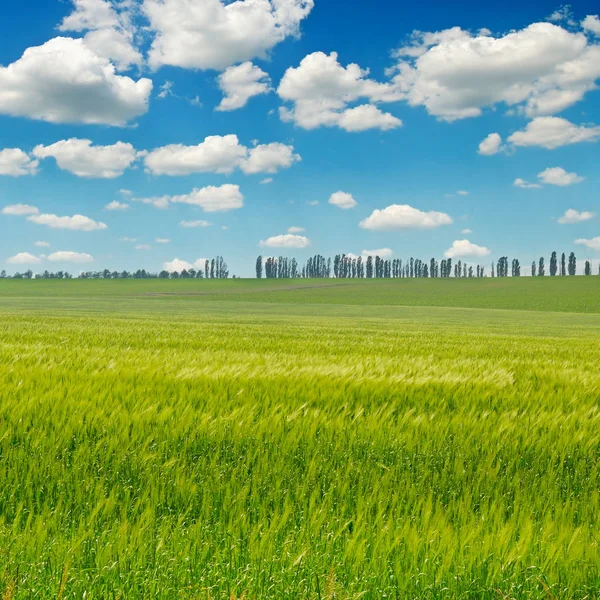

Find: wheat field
<box><xmin>0</xmin><ymin>279</ymin><xmax>599</xmax><ymax>599</ymax></box>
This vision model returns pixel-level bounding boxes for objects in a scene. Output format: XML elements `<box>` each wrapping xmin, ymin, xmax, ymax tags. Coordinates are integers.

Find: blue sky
<box><xmin>0</xmin><ymin>0</ymin><xmax>599</xmax><ymax>276</ymax></box>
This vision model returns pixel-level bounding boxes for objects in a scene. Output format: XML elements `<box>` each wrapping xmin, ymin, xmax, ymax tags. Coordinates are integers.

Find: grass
<box><xmin>0</xmin><ymin>279</ymin><xmax>599</xmax><ymax>598</ymax></box>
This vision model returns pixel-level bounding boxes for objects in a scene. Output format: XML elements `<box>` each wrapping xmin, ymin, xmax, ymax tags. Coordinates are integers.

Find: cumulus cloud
<box><xmin>582</xmin><ymin>15</ymin><xmax>600</xmax><ymax>35</ymax></box>
<box><xmin>260</xmin><ymin>177</ymin><xmax>273</xmax><ymax>184</ymax></box>
<box><xmin>558</xmin><ymin>209</ymin><xmax>595</xmax><ymax>224</ymax></box>
<box><xmin>259</xmin><ymin>234</ymin><xmax>311</xmax><ymax>248</ymax></box>
<box><xmin>514</xmin><ymin>178</ymin><xmax>542</xmax><ymax>189</ymax></box>
<box><xmin>362</xmin><ymin>248</ymin><xmax>392</xmax><ymax>258</ymax></box>
<box><xmin>33</xmin><ymin>139</ymin><xmax>139</xmax><ymax>178</ymax></box>
<box><xmin>278</xmin><ymin>51</ymin><xmax>402</xmax><ymax>131</ymax></box>
<box><xmin>460</xmin><ymin>228</ymin><xmax>473</xmax><ymax>234</ymax></box>
<box><xmin>145</xmin><ymin>135</ymin><xmax>300</xmax><ymax>176</ymax></box>
<box><xmin>2</xmin><ymin>204</ymin><xmax>40</xmax><ymax>216</ymax></box>
<box><xmin>507</xmin><ymin>116</ymin><xmax>600</xmax><ymax>149</ymax></box>
<box><xmin>180</xmin><ymin>219</ymin><xmax>212</xmax><ymax>228</ymax></box>
<box><xmin>287</xmin><ymin>226</ymin><xmax>305</xmax><ymax>233</ymax></box>
<box><xmin>0</xmin><ymin>148</ymin><xmax>39</xmax><ymax>176</ymax></box>
<box><xmin>217</xmin><ymin>62</ymin><xmax>271</xmax><ymax>111</ymax></box>
<box><xmin>163</xmin><ymin>257</ymin><xmax>208</xmax><ymax>272</ymax></box>
<box><xmin>156</xmin><ymin>238</ymin><xmax>170</xmax><ymax>243</ymax></box>
<box><xmin>444</xmin><ymin>239</ymin><xmax>491</xmax><ymax>258</ymax></box>
<box><xmin>59</xmin><ymin>0</ymin><xmax>142</xmax><ymax>70</ymax></box>
<box><xmin>145</xmin><ymin>135</ymin><xmax>246</xmax><ymax>175</ymax></box>
<box><xmin>478</xmin><ymin>133</ymin><xmax>503</xmax><ymax>155</ymax></box>
<box><xmin>136</xmin><ymin>184</ymin><xmax>244</xmax><ymax>212</ymax></box>
<box><xmin>27</xmin><ymin>213</ymin><xmax>108</xmax><ymax>231</ymax></box>
<box><xmin>48</xmin><ymin>251</ymin><xmax>94</xmax><ymax>263</ymax></box>
<box><xmin>575</xmin><ymin>237</ymin><xmax>600</xmax><ymax>251</ymax></box>
<box><xmin>241</xmin><ymin>143</ymin><xmax>301</xmax><ymax>174</ymax></box>
<box><xmin>360</xmin><ymin>204</ymin><xmax>453</xmax><ymax>230</ymax></box>
<box><xmin>329</xmin><ymin>191</ymin><xmax>357</xmax><ymax>209</ymax></box>
<box><xmin>0</xmin><ymin>37</ymin><xmax>152</xmax><ymax>126</ymax></box>
<box><xmin>6</xmin><ymin>252</ymin><xmax>42</xmax><ymax>265</ymax></box>
<box><xmin>389</xmin><ymin>22</ymin><xmax>600</xmax><ymax>121</ymax></box>
<box><xmin>538</xmin><ymin>166</ymin><xmax>584</xmax><ymax>186</ymax></box>
<box><xmin>34</xmin><ymin>241</ymin><xmax>51</xmax><ymax>248</ymax></box>
<box><xmin>144</xmin><ymin>0</ymin><xmax>314</xmax><ymax>70</ymax></box>
<box><xmin>105</xmin><ymin>200</ymin><xmax>130</xmax><ymax>211</ymax></box>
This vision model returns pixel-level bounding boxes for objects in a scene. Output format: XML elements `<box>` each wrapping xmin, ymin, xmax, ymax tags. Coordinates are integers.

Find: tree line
<box><xmin>255</xmin><ymin>251</ymin><xmax>596</xmax><ymax>279</ymax></box>
<box><xmin>0</xmin><ymin>256</ymin><xmax>230</xmax><ymax>280</ymax></box>
<box><xmin>1</xmin><ymin>251</ymin><xmax>596</xmax><ymax>280</ymax></box>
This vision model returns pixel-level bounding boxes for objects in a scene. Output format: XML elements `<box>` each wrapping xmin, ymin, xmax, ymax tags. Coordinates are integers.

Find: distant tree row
<box><xmin>0</xmin><ymin>256</ymin><xmax>230</xmax><ymax>280</ymax></box>
<box><xmin>255</xmin><ymin>255</ymin><xmax>489</xmax><ymax>279</ymax></box>
<box><xmin>255</xmin><ymin>251</ymin><xmax>597</xmax><ymax>279</ymax></box>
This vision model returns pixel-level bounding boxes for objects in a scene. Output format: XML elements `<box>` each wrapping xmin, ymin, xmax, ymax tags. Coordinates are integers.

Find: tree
<box><xmin>366</xmin><ymin>256</ymin><xmax>373</xmax><ymax>278</ymax></box>
<box><xmin>584</xmin><ymin>260</ymin><xmax>591</xmax><ymax>275</ymax></box>
<box><xmin>531</xmin><ymin>261</ymin><xmax>536</xmax><ymax>277</ymax></box>
<box><xmin>568</xmin><ymin>252</ymin><xmax>576</xmax><ymax>276</ymax></box>
<box><xmin>255</xmin><ymin>256</ymin><xmax>263</xmax><ymax>279</ymax></box>
<box><xmin>538</xmin><ymin>256</ymin><xmax>545</xmax><ymax>276</ymax></box>
<box><xmin>550</xmin><ymin>251</ymin><xmax>557</xmax><ymax>276</ymax></box>
<box><xmin>561</xmin><ymin>252</ymin><xmax>566</xmax><ymax>276</ymax></box>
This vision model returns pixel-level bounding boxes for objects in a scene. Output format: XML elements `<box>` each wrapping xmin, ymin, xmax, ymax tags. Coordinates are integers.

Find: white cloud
<box><xmin>180</xmin><ymin>219</ymin><xmax>212</xmax><ymax>228</ymax></box>
<box><xmin>329</xmin><ymin>191</ymin><xmax>357</xmax><ymax>209</ymax></box>
<box><xmin>164</xmin><ymin>258</ymin><xmax>210</xmax><ymax>272</ymax></box>
<box><xmin>307</xmin><ymin>200</ymin><xmax>319</xmax><ymax>206</ymax></box>
<box><xmin>145</xmin><ymin>135</ymin><xmax>246</xmax><ymax>175</ymax></box>
<box><xmin>575</xmin><ymin>237</ymin><xmax>600</xmax><ymax>251</ymax></box>
<box><xmin>145</xmin><ymin>135</ymin><xmax>300</xmax><ymax>176</ymax></box>
<box><xmin>362</xmin><ymin>248</ymin><xmax>393</xmax><ymax>258</ymax></box>
<box><xmin>120</xmin><ymin>188</ymin><xmax>133</xmax><ymax>196</ymax></box>
<box><xmin>460</xmin><ymin>228</ymin><xmax>473</xmax><ymax>234</ymax></box>
<box><xmin>389</xmin><ymin>22</ymin><xmax>600</xmax><ymax>121</ymax></box>
<box><xmin>137</xmin><ymin>184</ymin><xmax>243</xmax><ymax>213</ymax></box>
<box><xmin>259</xmin><ymin>234</ymin><xmax>311</xmax><ymax>248</ymax></box>
<box><xmin>514</xmin><ymin>178</ymin><xmax>542</xmax><ymax>189</ymax></box>
<box><xmin>444</xmin><ymin>239</ymin><xmax>491</xmax><ymax>258</ymax></box>
<box><xmin>507</xmin><ymin>116</ymin><xmax>600</xmax><ymax>149</ymax></box>
<box><xmin>456</xmin><ymin>190</ymin><xmax>469</xmax><ymax>196</ymax></box>
<box><xmin>144</xmin><ymin>0</ymin><xmax>314</xmax><ymax>70</ymax></box>
<box><xmin>156</xmin><ymin>238</ymin><xmax>170</xmax><ymax>244</ymax></box>
<box><xmin>27</xmin><ymin>213</ymin><xmax>108</xmax><ymax>231</ymax></box>
<box><xmin>241</xmin><ymin>143</ymin><xmax>301</xmax><ymax>174</ymax></box>
<box><xmin>6</xmin><ymin>252</ymin><xmax>42</xmax><ymax>265</ymax></box>
<box><xmin>260</xmin><ymin>177</ymin><xmax>273</xmax><ymax>184</ymax></box>
<box><xmin>105</xmin><ymin>200</ymin><xmax>130</xmax><ymax>211</ymax></box>
<box><xmin>47</xmin><ymin>251</ymin><xmax>94</xmax><ymax>263</ymax></box>
<box><xmin>136</xmin><ymin>244</ymin><xmax>151</xmax><ymax>250</ymax></box>
<box><xmin>335</xmin><ymin>104</ymin><xmax>402</xmax><ymax>132</ymax></box>
<box><xmin>2</xmin><ymin>204</ymin><xmax>40</xmax><ymax>216</ymax></box>
<box><xmin>33</xmin><ymin>139</ymin><xmax>139</xmax><ymax>178</ymax></box>
<box><xmin>0</xmin><ymin>37</ymin><xmax>152</xmax><ymax>126</ymax></box>
<box><xmin>582</xmin><ymin>15</ymin><xmax>600</xmax><ymax>35</ymax></box>
<box><xmin>558</xmin><ymin>209</ymin><xmax>595</xmax><ymax>224</ymax></box>
<box><xmin>360</xmin><ymin>204</ymin><xmax>453</xmax><ymax>230</ymax></box>
<box><xmin>278</xmin><ymin>52</ymin><xmax>402</xmax><ymax>131</ymax></box>
<box><xmin>34</xmin><ymin>241</ymin><xmax>50</xmax><ymax>248</ymax></box>
<box><xmin>120</xmin><ymin>237</ymin><xmax>137</xmax><ymax>242</ymax></box>
<box><xmin>59</xmin><ymin>0</ymin><xmax>142</xmax><ymax>70</ymax></box>
<box><xmin>0</xmin><ymin>148</ymin><xmax>39</xmax><ymax>176</ymax></box>
<box><xmin>478</xmin><ymin>132</ymin><xmax>503</xmax><ymax>155</ymax></box>
<box><xmin>217</xmin><ymin>62</ymin><xmax>271</xmax><ymax>111</ymax></box>
<box><xmin>287</xmin><ymin>226</ymin><xmax>305</xmax><ymax>233</ymax></box>
<box><xmin>170</xmin><ymin>185</ymin><xmax>244</xmax><ymax>213</ymax></box>
<box><xmin>538</xmin><ymin>166</ymin><xmax>584</xmax><ymax>186</ymax></box>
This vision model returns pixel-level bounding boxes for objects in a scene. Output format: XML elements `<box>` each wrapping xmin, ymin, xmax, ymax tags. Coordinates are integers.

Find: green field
<box><xmin>1</xmin><ymin>279</ymin><xmax>599</xmax><ymax>599</ymax></box>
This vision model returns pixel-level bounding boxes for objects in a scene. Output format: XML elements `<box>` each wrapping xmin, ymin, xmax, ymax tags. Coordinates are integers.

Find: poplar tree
<box><xmin>568</xmin><ymin>252</ymin><xmax>576</xmax><ymax>276</ymax></box>
<box><xmin>550</xmin><ymin>251</ymin><xmax>557</xmax><ymax>276</ymax></box>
